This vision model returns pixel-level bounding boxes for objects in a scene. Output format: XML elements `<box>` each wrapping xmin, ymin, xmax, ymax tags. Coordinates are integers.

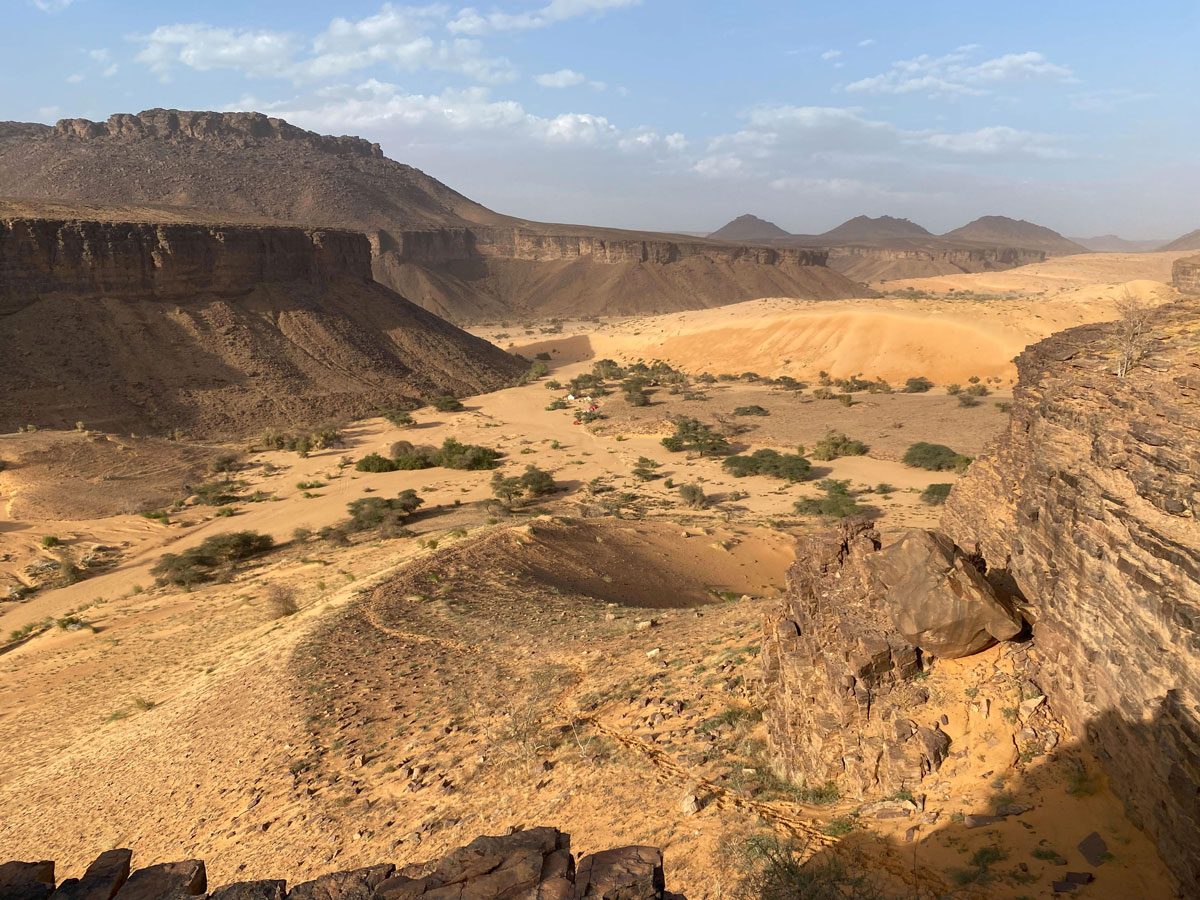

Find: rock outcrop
<box><xmin>864</xmin><ymin>529</ymin><xmax>1023</xmax><ymax>658</ymax></box>
<box><xmin>941</xmin><ymin>300</ymin><xmax>1200</xmax><ymax>891</ymax></box>
<box><xmin>0</xmin><ymin>830</ymin><xmax>667</xmax><ymax>900</ymax></box>
<box><xmin>0</xmin><ymin>216</ymin><xmax>524</xmax><ymax>436</ymax></box>
<box><xmin>760</xmin><ymin>519</ymin><xmax>954</xmax><ymax>797</ymax></box>
<box><xmin>1172</xmin><ymin>253</ymin><xmax>1200</xmax><ymax>294</ymax></box>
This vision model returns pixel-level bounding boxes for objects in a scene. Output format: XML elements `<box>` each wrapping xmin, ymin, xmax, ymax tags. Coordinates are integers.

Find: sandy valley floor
<box><xmin>0</xmin><ymin>252</ymin><xmax>1185</xmax><ymax>899</ymax></box>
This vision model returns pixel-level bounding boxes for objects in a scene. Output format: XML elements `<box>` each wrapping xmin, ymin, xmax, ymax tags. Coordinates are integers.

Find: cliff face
<box><xmin>826</xmin><ymin>244</ymin><xmax>1045</xmax><ymax>282</ymax></box>
<box><xmin>0</xmin><ymin>219</ymin><xmax>371</xmax><ymax>311</ymax></box>
<box><xmin>1172</xmin><ymin>253</ymin><xmax>1200</xmax><ymax>293</ymax></box>
<box><xmin>372</xmin><ymin>226</ymin><xmax>854</xmax><ymax>321</ymax></box>
<box><xmin>942</xmin><ymin>301</ymin><xmax>1200</xmax><ymax>890</ymax></box>
<box><xmin>0</xmin><ymin>217</ymin><xmax>523</xmax><ymax>436</ymax></box>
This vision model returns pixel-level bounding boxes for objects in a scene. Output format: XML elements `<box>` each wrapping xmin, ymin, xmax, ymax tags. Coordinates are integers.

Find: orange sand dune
<box><xmin>511</xmin><ymin>277</ymin><xmax>1175</xmax><ymax>384</ymax></box>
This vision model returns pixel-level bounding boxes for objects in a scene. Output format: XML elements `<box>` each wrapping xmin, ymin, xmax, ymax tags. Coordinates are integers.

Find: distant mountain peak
<box><xmin>943</xmin><ymin>216</ymin><xmax>1088</xmax><ymax>254</ymax></box>
<box><xmin>1160</xmin><ymin>228</ymin><xmax>1200</xmax><ymax>252</ymax></box>
<box><xmin>818</xmin><ymin>215</ymin><xmax>931</xmax><ymax>242</ymax></box>
<box><xmin>708</xmin><ymin>214</ymin><xmax>791</xmax><ymax>241</ymax></box>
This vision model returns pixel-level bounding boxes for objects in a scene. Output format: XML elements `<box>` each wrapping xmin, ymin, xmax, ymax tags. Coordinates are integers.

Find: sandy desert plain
<box><xmin>0</xmin><ymin>249</ymin><xmax>1191</xmax><ymax>899</ymax></box>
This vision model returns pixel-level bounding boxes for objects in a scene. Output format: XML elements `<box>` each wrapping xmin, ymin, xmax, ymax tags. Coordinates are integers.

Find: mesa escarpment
<box><xmin>0</xmin><ymin>109</ymin><xmax>863</xmax><ymax>321</ymax></box>
<box><xmin>378</xmin><ymin>227</ymin><xmax>851</xmax><ymax>320</ymax></box>
<box><xmin>0</xmin><ymin>216</ymin><xmax>524</xmax><ymax>436</ymax></box>
<box><xmin>941</xmin><ymin>300</ymin><xmax>1200</xmax><ymax>890</ymax></box>
<box><xmin>825</xmin><ymin>243</ymin><xmax>1045</xmax><ymax>282</ymax></box>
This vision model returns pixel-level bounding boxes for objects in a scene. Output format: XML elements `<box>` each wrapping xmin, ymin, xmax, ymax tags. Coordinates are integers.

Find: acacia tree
<box><xmin>1114</xmin><ymin>288</ymin><xmax>1155</xmax><ymax>377</ymax></box>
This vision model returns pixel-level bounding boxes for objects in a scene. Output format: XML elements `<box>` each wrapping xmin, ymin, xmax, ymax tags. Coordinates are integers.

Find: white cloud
<box><xmin>38</xmin><ymin>105</ymin><xmax>61</xmax><ymax>120</ymax></box>
<box><xmin>1069</xmin><ymin>88</ymin><xmax>1154</xmax><ymax>112</ymax></box>
<box><xmin>858</xmin><ymin>38</ymin><xmax>875</xmax><ymax>47</ymax></box>
<box><xmin>535</xmin><ymin>68</ymin><xmax>586</xmax><ymax>87</ymax></box>
<box><xmin>32</xmin><ymin>0</ymin><xmax>75</xmax><ymax>11</ymax></box>
<box><xmin>133</xmin><ymin>6</ymin><xmax>517</xmax><ymax>84</ymax></box>
<box><xmin>692</xmin><ymin>154</ymin><xmax>745</xmax><ymax>178</ymax></box>
<box><xmin>135</xmin><ymin>24</ymin><xmax>298</xmax><ymax>79</ymax></box>
<box><xmin>448</xmin><ymin>0</ymin><xmax>641</xmax><ymax>34</ymax></box>
<box><xmin>699</xmin><ymin>103</ymin><xmax>1072</xmax><ymax>177</ymax></box>
<box><xmin>66</xmin><ymin>73</ymin><xmax>84</xmax><ymax>83</ymax></box>
<box><xmin>847</xmin><ymin>47</ymin><xmax>1076</xmax><ymax>98</ymax></box>
<box><xmin>253</xmin><ymin>80</ymin><xmax>687</xmax><ymax>157</ymax></box>
<box><xmin>821</xmin><ymin>49</ymin><xmax>841</xmax><ymax>60</ymax></box>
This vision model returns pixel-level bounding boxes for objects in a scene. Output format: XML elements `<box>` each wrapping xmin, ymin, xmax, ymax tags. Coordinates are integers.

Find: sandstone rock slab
<box><xmin>50</xmin><ymin>850</ymin><xmax>131</xmax><ymax>900</ymax></box>
<box><xmin>573</xmin><ymin>847</ymin><xmax>664</xmax><ymax>900</ymax></box>
<box><xmin>866</xmin><ymin>529</ymin><xmax>1023</xmax><ymax>658</ymax></box>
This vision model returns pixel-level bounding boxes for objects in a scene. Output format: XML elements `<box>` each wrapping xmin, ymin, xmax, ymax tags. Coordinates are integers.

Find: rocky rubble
<box><xmin>0</xmin><ymin>829</ymin><xmax>666</xmax><ymax>900</ymax></box>
<box><xmin>941</xmin><ymin>299</ymin><xmax>1200</xmax><ymax>891</ymax></box>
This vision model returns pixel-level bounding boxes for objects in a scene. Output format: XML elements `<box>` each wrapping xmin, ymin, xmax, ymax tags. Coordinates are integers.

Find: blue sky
<box><xmin>4</xmin><ymin>0</ymin><xmax>1197</xmax><ymax>236</ymax></box>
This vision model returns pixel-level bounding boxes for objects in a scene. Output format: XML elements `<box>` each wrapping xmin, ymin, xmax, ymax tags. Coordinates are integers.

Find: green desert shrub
<box><xmin>903</xmin><ymin>376</ymin><xmax>933</xmax><ymax>393</ymax></box>
<box><xmin>678</xmin><ymin>484</ymin><xmax>708</xmax><ymax>509</ymax></box>
<box><xmin>431</xmin><ymin>396</ymin><xmax>464</xmax><ymax>412</ymax></box>
<box><xmin>723</xmin><ymin>449</ymin><xmax>811</xmax><ymax>482</ymax></box>
<box><xmin>356</xmin><ymin>453</ymin><xmax>398</xmax><ymax>473</ymax></box>
<box><xmin>920</xmin><ymin>483</ymin><xmax>953</xmax><ymax>506</ymax></box>
<box><xmin>733</xmin><ymin>405</ymin><xmax>770</xmax><ymax>417</ymax></box>
<box><xmin>151</xmin><ymin>531</ymin><xmax>274</xmax><ymax>588</ymax></box>
<box><xmin>661</xmin><ymin>417</ymin><xmax>729</xmax><ymax>456</ymax></box>
<box><xmin>794</xmin><ymin>479</ymin><xmax>868</xmax><ymax>518</ymax></box>
<box><xmin>810</xmin><ymin>431</ymin><xmax>868</xmax><ymax>461</ymax></box>
<box><xmin>346</xmin><ymin>490</ymin><xmax>424</xmax><ymax>536</ymax></box>
<box><xmin>380</xmin><ymin>408</ymin><xmax>415</xmax><ymax>427</ymax></box>
<box><xmin>901</xmin><ymin>442</ymin><xmax>971</xmax><ymax>472</ymax></box>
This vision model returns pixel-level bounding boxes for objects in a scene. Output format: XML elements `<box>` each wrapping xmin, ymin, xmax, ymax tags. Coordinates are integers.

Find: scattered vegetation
<box><xmin>491</xmin><ymin>466</ymin><xmax>558</xmax><ymax>507</ymax></box>
<box><xmin>920</xmin><ymin>483</ymin><xmax>953</xmax><ymax>505</ymax></box>
<box><xmin>678</xmin><ymin>483</ymin><xmax>708</xmax><ymax>509</ymax></box>
<box><xmin>733</xmin><ymin>405</ymin><xmax>770</xmax><ymax>417</ymax></box>
<box><xmin>902</xmin><ymin>442</ymin><xmax>972</xmax><ymax>472</ymax></box>
<box><xmin>631</xmin><ymin>456</ymin><xmax>661</xmax><ymax>481</ymax></box>
<box><xmin>380</xmin><ymin>408</ymin><xmax>415</xmax><ymax>427</ymax></box>
<box><xmin>902</xmin><ymin>376</ymin><xmax>933</xmax><ymax>393</ymax></box>
<box><xmin>265</xmin><ymin>584</ymin><xmax>299</xmax><ymax>618</ymax></box>
<box><xmin>431</xmin><ymin>396</ymin><xmax>465</xmax><ymax>412</ymax></box>
<box><xmin>661</xmin><ymin>418</ymin><xmax>730</xmax><ymax>457</ymax></box>
<box><xmin>261</xmin><ymin>427</ymin><xmax>341</xmax><ymax>457</ymax></box>
<box><xmin>355</xmin><ymin>437</ymin><xmax>501</xmax><ymax>473</ymax></box>
<box><xmin>810</xmin><ymin>431</ymin><xmax>868</xmax><ymax>461</ymax></box>
<box><xmin>723</xmin><ymin>449</ymin><xmax>812</xmax><ymax>482</ymax></box>
<box><xmin>794</xmin><ymin>480</ymin><xmax>868</xmax><ymax>518</ymax></box>
<box><xmin>151</xmin><ymin>531</ymin><xmax>275</xmax><ymax>589</ymax></box>
<box><xmin>719</xmin><ymin>833</ymin><xmax>881</xmax><ymax>900</ymax></box>
<box><xmin>344</xmin><ymin>490</ymin><xmax>424</xmax><ymax>537</ymax></box>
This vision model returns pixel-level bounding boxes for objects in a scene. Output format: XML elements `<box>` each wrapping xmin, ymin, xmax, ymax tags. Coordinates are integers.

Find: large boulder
<box><xmin>866</xmin><ymin>530</ymin><xmax>1023</xmax><ymax>658</ymax></box>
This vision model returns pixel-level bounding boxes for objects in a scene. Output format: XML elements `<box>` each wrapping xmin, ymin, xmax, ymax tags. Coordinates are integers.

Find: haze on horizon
<box><xmin>4</xmin><ymin>0</ymin><xmax>1196</xmax><ymax>239</ymax></box>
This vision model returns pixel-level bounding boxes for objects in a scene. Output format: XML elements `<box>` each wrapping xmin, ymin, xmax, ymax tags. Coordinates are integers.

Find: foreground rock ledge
<box><xmin>0</xmin><ymin>828</ymin><xmax>667</xmax><ymax>900</ymax></box>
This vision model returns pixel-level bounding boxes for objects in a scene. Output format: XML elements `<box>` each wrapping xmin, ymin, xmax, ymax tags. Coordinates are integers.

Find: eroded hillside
<box><xmin>0</xmin><ymin>215</ymin><xmax>524</xmax><ymax>436</ymax></box>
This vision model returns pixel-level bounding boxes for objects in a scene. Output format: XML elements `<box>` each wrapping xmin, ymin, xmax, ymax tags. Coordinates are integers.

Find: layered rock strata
<box><xmin>1172</xmin><ymin>253</ymin><xmax>1200</xmax><ymax>294</ymax></box>
<box><xmin>0</xmin><ymin>217</ymin><xmax>524</xmax><ymax>436</ymax></box>
<box><xmin>942</xmin><ymin>300</ymin><xmax>1200</xmax><ymax>890</ymax></box>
